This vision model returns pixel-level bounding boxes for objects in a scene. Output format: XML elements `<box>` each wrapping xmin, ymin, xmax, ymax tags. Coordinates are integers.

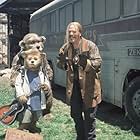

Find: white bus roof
<box><xmin>30</xmin><ymin>0</ymin><xmax>65</xmax><ymax>19</ymax></box>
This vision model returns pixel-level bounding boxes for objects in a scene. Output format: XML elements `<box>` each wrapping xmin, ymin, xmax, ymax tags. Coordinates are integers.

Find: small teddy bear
<box><xmin>15</xmin><ymin>48</ymin><xmax>53</xmax><ymax>133</ymax></box>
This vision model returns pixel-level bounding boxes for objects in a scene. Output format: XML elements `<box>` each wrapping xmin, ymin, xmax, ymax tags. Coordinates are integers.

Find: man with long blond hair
<box><xmin>57</xmin><ymin>22</ymin><xmax>102</xmax><ymax>140</ymax></box>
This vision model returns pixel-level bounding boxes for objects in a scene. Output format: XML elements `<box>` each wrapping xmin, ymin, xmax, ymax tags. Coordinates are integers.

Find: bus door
<box><xmin>101</xmin><ymin>58</ymin><xmax>115</xmax><ymax>105</ymax></box>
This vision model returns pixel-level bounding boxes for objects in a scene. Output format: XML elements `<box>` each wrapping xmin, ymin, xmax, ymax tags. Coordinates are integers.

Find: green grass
<box><xmin>0</xmin><ymin>77</ymin><xmax>76</xmax><ymax>140</ymax></box>
<box><xmin>39</xmin><ymin>100</ymin><xmax>76</xmax><ymax>140</ymax></box>
<box><xmin>0</xmin><ymin>77</ymin><xmax>139</xmax><ymax>140</ymax></box>
<box><xmin>96</xmin><ymin>120</ymin><xmax>140</xmax><ymax>140</ymax></box>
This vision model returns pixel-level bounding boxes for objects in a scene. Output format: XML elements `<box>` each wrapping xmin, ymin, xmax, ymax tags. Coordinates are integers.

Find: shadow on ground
<box><xmin>53</xmin><ymin>85</ymin><xmax>66</xmax><ymax>104</ymax></box>
<box><xmin>97</xmin><ymin>101</ymin><xmax>140</xmax><ymax>136</ymax></box>
<box><xmin>53</xmin><ymin>84</ymin><xmax>140</xmax><ymax>136</ymax></box>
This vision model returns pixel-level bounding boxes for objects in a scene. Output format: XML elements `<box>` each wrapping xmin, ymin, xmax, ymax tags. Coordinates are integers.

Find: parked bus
<box><xmin>30</xmin><ymin>0</ymin><xmax>140</xmax><ymax>125</ymax></box>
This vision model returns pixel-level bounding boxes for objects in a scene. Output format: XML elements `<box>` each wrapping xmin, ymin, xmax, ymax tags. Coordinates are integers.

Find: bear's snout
<box><xmin>31</xmin><ymin>60</ymin><xmax>34</xmax><ymax>64</ymax></box>
<box><xmin>36</xmin><ymin>46</ymin><xmax>40</xmax><ymax>50</ymax></box>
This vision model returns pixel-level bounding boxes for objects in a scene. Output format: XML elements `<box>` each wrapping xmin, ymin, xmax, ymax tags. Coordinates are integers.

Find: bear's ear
<box><xmin>40</xmin><ymin>36</ymin><xmax>46</xmax><ymax>44</ymax></box>
<box><xmin>19</xmin><ymin>40</ymin><xmax>25</xmax><ymax>50</ymax></box>
<box><xmin>41</xmin><ymin>52</ymin><xmax>46</xmax><ymax>59</ymax></box>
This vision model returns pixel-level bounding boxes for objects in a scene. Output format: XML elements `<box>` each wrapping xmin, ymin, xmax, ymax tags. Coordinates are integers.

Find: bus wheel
<box><xmin>124</xmin><ymin>76</ymin><xmax>140</xmax><ymax>125</ymax></box>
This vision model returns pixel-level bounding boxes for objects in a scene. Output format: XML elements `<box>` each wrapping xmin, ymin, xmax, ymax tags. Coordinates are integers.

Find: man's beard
<box><xmin>69</xmin><ymin>37</ymin><xmax>75</xmax><ymax>43</ymax></box>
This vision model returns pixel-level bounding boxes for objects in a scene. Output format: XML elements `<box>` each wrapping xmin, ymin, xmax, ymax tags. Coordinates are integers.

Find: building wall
<box><xmin>0</xmin><ymin>13</ymin><xmax>8</xmax><ymax>67</ymax></box>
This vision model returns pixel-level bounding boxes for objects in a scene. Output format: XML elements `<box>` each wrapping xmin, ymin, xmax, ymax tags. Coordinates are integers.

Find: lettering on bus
<box><xmin>128</xmin><ymin>48</ymin><xmax>140</xmax><ymax>56</ymax></box>
<box><xmin>84</xmin><ymin>29</ymin><xmax>98</xmax><ymax>41</ymax></box>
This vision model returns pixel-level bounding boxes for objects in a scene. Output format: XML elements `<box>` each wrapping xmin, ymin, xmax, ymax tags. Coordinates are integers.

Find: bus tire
<box><xmin>124</xmin><ymin>76</ymin><xmax>140</xmax><ymax>125</ymax></box>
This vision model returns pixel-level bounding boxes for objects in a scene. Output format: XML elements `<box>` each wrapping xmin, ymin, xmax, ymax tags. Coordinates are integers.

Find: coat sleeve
<box><xmin>84</xmin><ymin>41</ymin><xmax>102</xmax><ymax>72</ymax></box>
<box><xmin>57</xmin><ymin>43</ymin><xmax>68</xmax><ymax>71</ymax></box>
<box><xmin>15</xmin><ymin>73</ymin><xmax>25</xmax><ymax>98</ymax></box>
<box><xmin>42</xmin><ymin>53</ymin><xmax>53</xmax><ymax>81</ymax></box>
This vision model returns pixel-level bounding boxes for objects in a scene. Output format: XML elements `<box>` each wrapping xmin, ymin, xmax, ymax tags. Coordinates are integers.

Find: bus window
<box><xmin>94</xmin><ymin>0</ymin><xmax>105</xmax><ymax>22</ymax></box>
<box><xmin>106</xmin><ymin>0</ymin><xmax>120</xmax><ymax>20</ymax></box>
<box><xmin>30</xmin><ymin>21</ymin><xmax>36</xmax><ymax>33</ymax></box>
<box><xmin>123</xmin><ymin>0</ymin><xmax>138</xmax><ymax>16</ymax></box>
<box><xmin>51</xmin><ymin>11</ymin><xmax>56</xmax><ymax>33</ymax></box>
<box><xmin>74</xmin><ymin>1</ymin><xmax>82</xmax><ymax>23</ymax></box>
<box><xmin>56</xmin><ymin>10</ymin><xmax>59</xmax><ymax>32</ymax></box>
<box><xmin>94</xmin><ymin>0</ymin><xmax>120</xmax><ymax>23</ymax></box>
<box><xmin>66</xmin><ymin>4</ymin><xmax>73</xmax><ymax>27</ymax></box>
<box><xmin>46</xmin><ymin>14</ymin><xmax>51</xmax><ymax>33</ymax></box>
<box><xmin>41</xmin><ymin>16</ymin><xmax>47</xmax><ymax>36</ymax></box>
<box><xmin>139</xmin><ymin>0</ymin><xmax>140</xmax><ymax>12</ymax></box>
<box><xmin>59</xmin><ymin>7</ymin><xmax>66</xmax><ymax>32</ymax></box>
<box><xmin>82</xmin><ymin>0</ymin><xmax>92</xmax><ymax>25</ymax></box>
<box><xmin>34</xmin><ymin>19</ymin><xmax>41</xmax><ymax>34</ymax></box>
<box><xmin>30</xmin><ymin>19</ymin><xmax>41</xmax><ymax>34</ymax></box>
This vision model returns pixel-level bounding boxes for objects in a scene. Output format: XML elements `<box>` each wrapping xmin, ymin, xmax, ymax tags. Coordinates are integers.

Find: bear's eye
<box><xmin>36</xmin><ymin>40</ymin><xmax>40</xmax><ymax>43</ymax></box>
<box><xmin>34</xmin><ymin>57</ymin><xmax>38</xmax><ymax>60</ymax></box>
<box><xmin>27</xmin><ymin>40</ymin><xmax>34</xmax><ymax>44</ymax></box>
<box><xmin>28</xmin><ymin>57</ymin><xmax>32</xmax><ymax>60</ymax></box>
<box><xmin>31</xmin><ymin>41</ymin><xmax>36</xmax><ymax>44</ymax></box>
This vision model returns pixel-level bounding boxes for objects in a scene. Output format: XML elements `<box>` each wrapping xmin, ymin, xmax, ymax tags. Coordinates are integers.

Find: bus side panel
<box><xmin>106</xmin><ymin>40</ymin><xmax>140</xmax><ymax>107</ymax></box>
<box><xmin>101</xmin><ymin>59</ymin><xmax>115</xmax><ymax>104</ymax></box>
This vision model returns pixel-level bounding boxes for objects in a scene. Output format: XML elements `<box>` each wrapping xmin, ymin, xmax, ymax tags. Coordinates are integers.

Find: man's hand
<box><xmin>57</xmin><ymin>53</ymin><xmax>68</xmax><ymax>63</ymax></box>
<box><xmin>18</xmin><ymin>95</ymin><xmax>27</xmax><ymax>104</ymax></box>
<box><xmin>78</xmin><ymin>54</ymin><xmax>89</xmax><ymax>69</ymax></box>
<box><xmin>59</xmin><ymin>48</ymin><xmax>64</xmax><ymax>55</ymax></box>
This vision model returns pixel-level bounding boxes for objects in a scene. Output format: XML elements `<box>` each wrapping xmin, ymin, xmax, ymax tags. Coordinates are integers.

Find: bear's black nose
<box><xmin>31</xmin><ymin>60</ymin><xmax>34</xmax><ymax>64</ymax></box>
<box><xmin>36</xmin><ymin>46</ymin><xmax>40</xmax><ymax>50</ymax></box>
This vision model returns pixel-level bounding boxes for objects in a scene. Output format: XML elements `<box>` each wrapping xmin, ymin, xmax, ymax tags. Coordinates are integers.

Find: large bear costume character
<box><xmin>15</xmin><ymin>48</ymin><xmax>53</xmax><ymax>132</ymax></box>
<box><xmin>10</xmin><ymin>33</ymin><xmax>53</xmax><ymax>87</ymax></box>
<box><xmin>10</xmin><ymin>33</ymin><xmax>53</xmax><ymax>116</ymax></box>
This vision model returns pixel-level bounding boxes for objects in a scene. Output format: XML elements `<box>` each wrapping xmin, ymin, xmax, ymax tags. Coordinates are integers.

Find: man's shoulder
<box><xmin>87</xmin><ymin>40</ymin><xmax>96</xmax><ymax>49</ymax></box>
<box><xmin>82</xmin><ymin>37</ymin><xmax>94</xmax><ymax>43</ymax></box>
<box><xmin>82</xmin><ymin>37</ymin><xmax>96</xmax><ymax>48</ymax></box>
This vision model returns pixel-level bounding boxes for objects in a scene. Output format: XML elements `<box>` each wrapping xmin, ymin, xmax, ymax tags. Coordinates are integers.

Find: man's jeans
<box><xmin>70</xmin><ymin>80</ymin><xmax>97</xmax><ymax>140</ymax></box>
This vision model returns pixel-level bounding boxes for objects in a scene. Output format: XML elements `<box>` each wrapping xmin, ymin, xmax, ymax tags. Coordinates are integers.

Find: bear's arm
<box><xmin>42</xmin><ymin>53</ymin><xmax>53</xmax><ymax>81</ymax></box>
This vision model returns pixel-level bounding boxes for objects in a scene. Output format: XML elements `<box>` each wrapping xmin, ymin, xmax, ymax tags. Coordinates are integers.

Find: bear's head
<box><xmin>21</xmin><ymin>48</ymin><xmax>45</xmax><ymax>71</ymax></box>
<box><xmin>19</xmin><ymin>33</ymin><xmax>46</xmax><ymax>52</ymax></box>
